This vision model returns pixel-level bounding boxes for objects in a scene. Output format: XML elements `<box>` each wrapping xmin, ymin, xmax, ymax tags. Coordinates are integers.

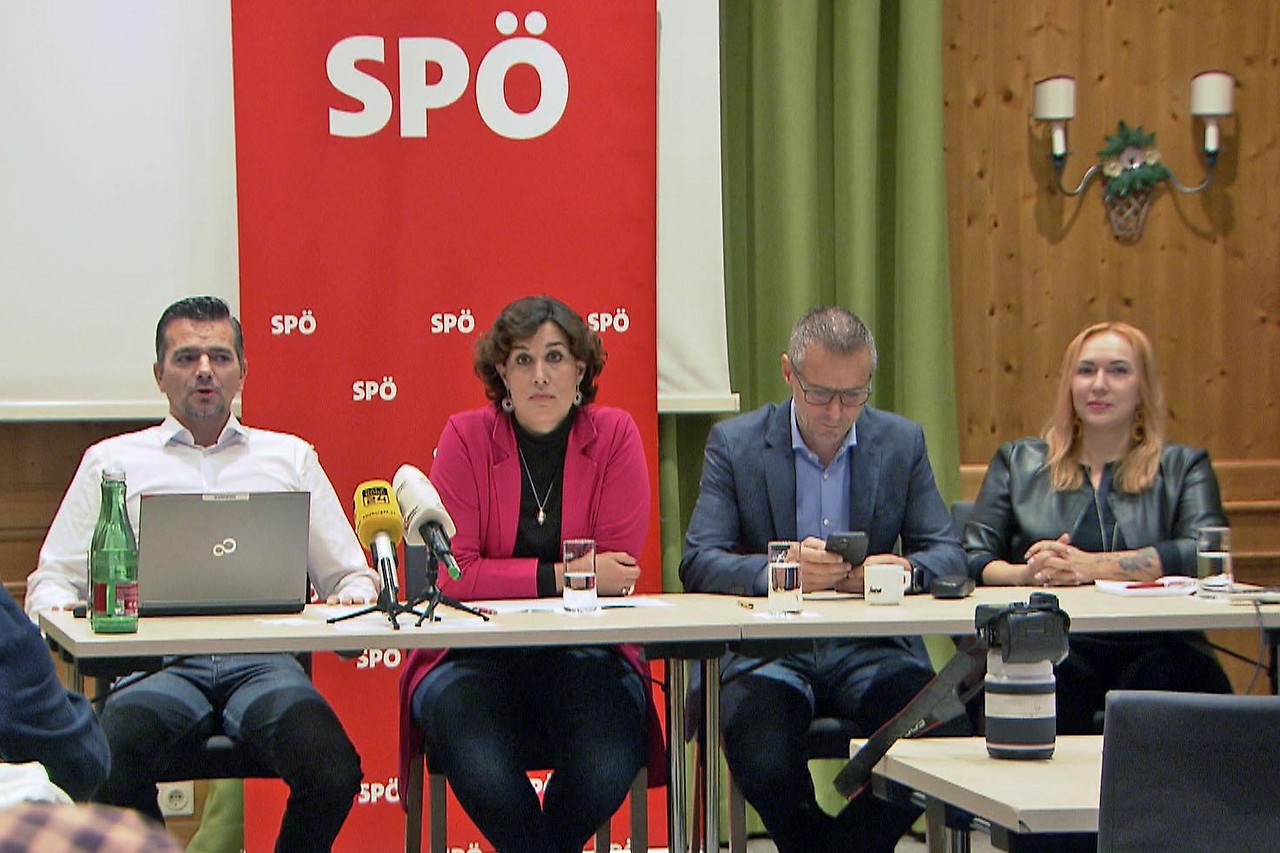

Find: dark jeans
<box><xmin>96</xmin><ymin>653</ymin><xmax>362</xmax><ymax>853</ymax></box>
<box><xmin>411</xmin><ymin>646</ymin><xmax>646</xmax><ymax>853</ymax></box>
<box><xmin>1055</xmin><ymin>632</ymin><xmax>1233</xmax><ymax>734</ymax></box>
<box><xmin>720</xmin><ymin>639</ymin><xmax>971</xmax><ymax>853</ymax></box>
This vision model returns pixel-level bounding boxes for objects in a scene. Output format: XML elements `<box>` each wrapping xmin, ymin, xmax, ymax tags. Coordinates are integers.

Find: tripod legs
<box><xmin>415</xmin><ymin>589</ymin><xmax>490</xmax><ymax>626</ymax></box>
<box><xmin>326</xmin><ymin>597</ymin><xmax>430</xmax><ymax>629</ymax></box>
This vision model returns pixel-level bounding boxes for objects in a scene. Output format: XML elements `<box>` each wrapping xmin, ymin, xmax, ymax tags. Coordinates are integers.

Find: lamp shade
<box><xmin>1033</xmin><ymin>76</ymin><xmax>1076</xmax><ymax>121</ymax></box>
<box><xmin>1190</xmin><ymin>71</ymin><xmax>1234</xmax><ymax>117</ymax></box>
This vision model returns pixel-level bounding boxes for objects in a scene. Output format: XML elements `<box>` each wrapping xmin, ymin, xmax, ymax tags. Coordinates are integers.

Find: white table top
<box><xmin>866</xmin><ymin>736</ymin><xmax>1103</xmax><ymax>834</ymax></box>
<box><xmin>735</xmin><ymin>584</ymin><xmax>1280</xmax><ymax>641</ymax></box>
<box><xmin>42</xmin><ymin>585</ymin><xmax>1280</xmax><ymax>659</ymax></box>
<box><xmin>39</xmin><ymin>593</ymin><xmax>745</xmax><ymax>659</ymax></box>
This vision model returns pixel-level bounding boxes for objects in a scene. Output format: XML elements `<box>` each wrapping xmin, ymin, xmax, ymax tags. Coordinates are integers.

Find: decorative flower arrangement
<box><xmin>1098</xmin><ymin>121</ymin><xmax>1171</xmax><ymax>200</ymax></box>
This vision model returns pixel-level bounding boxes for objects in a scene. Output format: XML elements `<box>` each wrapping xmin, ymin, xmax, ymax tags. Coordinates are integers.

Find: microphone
<box><xmin>393</xmin><ymin>464</ymin><xmax>462</xmax><ymax>580</ymax></box>
<box><xmin>353</xmin><ymin>479</ymin><xmax>403</xmax><ymax>595</ymax></box>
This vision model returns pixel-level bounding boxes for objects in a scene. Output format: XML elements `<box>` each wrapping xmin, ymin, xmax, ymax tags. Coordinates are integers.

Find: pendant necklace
<box><xmin>517</xmin><ymin>446</ymin><xmax>555</xmax><ymax>526</ymax></box>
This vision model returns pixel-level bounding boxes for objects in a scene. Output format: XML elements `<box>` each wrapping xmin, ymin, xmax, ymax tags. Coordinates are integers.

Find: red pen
<box><xmin>1125</xmin><ymin>581</ymin><xmax>1166</xmax><ymax>589</ymax></box>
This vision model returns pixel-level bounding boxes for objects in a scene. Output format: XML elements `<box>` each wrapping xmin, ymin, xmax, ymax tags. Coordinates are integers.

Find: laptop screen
<box><xmin>136</xmin><ymin>492</ymin><xmax>310</xmax><ymax>616</ymax></box>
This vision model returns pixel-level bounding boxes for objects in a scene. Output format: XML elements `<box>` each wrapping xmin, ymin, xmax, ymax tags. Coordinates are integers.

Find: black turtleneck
<box><xmin>511</xmin><ymin>409</ymin><xmax>576</xmax><ymax>596</ymax></box>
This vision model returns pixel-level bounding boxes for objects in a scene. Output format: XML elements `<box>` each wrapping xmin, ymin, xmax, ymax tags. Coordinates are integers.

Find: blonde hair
<box><xmin>1043</xmin><ymin>322</ymin><xmax>1165</xmax><ymax>492</ymax></box>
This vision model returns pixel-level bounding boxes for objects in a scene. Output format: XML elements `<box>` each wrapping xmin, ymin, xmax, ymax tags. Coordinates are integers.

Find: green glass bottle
<box><xmin>89</xmin><ymin>467</ymin><xmax>138</xmax><ymax>633</ymax></box>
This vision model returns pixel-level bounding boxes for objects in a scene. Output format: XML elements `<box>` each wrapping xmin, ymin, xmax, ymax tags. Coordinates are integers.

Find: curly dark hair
<box><xmin>474</xmin><ymin>296</ymin><xmax>605</xmax><ymax>405</ymax></box>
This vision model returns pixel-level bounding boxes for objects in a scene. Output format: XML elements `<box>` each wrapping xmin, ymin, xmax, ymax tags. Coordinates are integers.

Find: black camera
<box><xmin>976</xmin><ymin>592</ymin><xmax>1072</xmax><ymax>759</ymax></box>
<box><xmin>975</xmin><ymin>591</ymin><xmax>1071</xmax><ymax>665</ymax></box>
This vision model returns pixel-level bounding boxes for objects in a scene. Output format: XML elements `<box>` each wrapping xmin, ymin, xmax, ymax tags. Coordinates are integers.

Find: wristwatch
<box><xmin>908</xmin><ymin>562</ymin><xmax>928</xmax><ymax>595</ymax></box>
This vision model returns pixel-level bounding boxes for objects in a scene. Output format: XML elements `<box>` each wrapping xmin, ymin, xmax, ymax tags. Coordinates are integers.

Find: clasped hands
<box><xmin>796</xmin><ymin>537</ymin><xmax>911</xmax><ymax>593</ymax></box>
<box><xmin>1024</xmin><ymin>533</ymin><xmax>1088</xmax><ymax>586</ymax></box>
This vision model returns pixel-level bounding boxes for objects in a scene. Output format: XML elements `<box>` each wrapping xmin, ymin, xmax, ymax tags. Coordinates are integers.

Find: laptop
<box><xmin>136</xmin><ymin>492</ymin><xmax>310</xmax><ymax>616</ymax></box>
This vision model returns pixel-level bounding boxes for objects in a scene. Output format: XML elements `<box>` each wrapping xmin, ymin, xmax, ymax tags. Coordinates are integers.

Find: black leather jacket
<box><xmin>964</xmin><ymin>439</ymin><xmax>1227</xmax><ymax>582</ymax></box>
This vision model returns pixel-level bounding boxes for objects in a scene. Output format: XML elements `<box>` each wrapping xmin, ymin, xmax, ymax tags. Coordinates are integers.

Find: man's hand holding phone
<box><xmin>824</xmin><ymin>531</ymin><xmax>869</xmax><ymax>594</ymax></box>
<box><xmin>799</xmin><ymin>537</ymin><xmax>852</xmax><ymax>591</ymax></box>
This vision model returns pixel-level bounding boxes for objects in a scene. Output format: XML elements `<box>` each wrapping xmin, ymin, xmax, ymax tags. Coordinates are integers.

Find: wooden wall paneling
<box><xmin>0</xmin><ymin>421</ymin><xmax>148</xmax><ymax>602</ymax></box>
<box><xmin>945</xmin><ymin>0</ymin><xmax>1280</xmax><ymax>475</ymax></box>
<box><xmin>943</xmin><ymin>0</ymin><xmax>1280</xmax><ymax>602</ymax></box>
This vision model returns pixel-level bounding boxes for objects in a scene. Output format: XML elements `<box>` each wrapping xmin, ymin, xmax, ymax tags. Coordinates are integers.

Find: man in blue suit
<box><xmin>681</xmin><ymin>306</ymin><xmax>966</xmax><ymax>853</ymax></box>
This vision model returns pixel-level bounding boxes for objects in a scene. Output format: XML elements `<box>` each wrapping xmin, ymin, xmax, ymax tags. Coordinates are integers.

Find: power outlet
<box><xmin>157</xmin><ymin>780</ymin><xmax>194</xmax><ymax>817</ymax></box>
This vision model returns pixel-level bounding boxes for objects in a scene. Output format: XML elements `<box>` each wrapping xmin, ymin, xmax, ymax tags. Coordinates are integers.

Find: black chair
<box><xmin>402</xmin><ymin>742</ymin><xmax>647</xmax><ymax>853</ymax></box>
<box><xmin>1098</xmin><ymin>690</ymin><xmax>1280</xmax><ymax>852</ymax></box>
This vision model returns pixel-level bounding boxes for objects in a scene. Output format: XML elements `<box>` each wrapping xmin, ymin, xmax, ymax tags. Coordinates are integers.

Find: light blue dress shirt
<box><xmin>790</xmin><ymin>398</ymin><xmax>858</xmax><ymax>542</ymax></box>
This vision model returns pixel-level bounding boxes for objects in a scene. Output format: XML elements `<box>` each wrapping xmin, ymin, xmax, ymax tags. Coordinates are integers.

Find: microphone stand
<box><xmin>413</xmin><ymin>552</ymin><xmax>489</xmax><ymax>626</ymax></box>
<box><xmin>327</xmin><ymin>553</ymin><xmax>430</xmax><ymax>630</ymax></box>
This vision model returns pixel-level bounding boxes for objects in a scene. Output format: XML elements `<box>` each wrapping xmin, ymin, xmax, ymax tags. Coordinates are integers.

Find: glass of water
<box><xmin>1196</xmin><ymin>526</ymin><xmax>1233</xmax><ymax>595</ymax></box>
<box><xmin>562</xmin><ymin>538</ymin><xmax>598</xmax><ymax>613</ymax></box>
<box><xmin>766</xmin><ymin>540</ymin><xmax>802</xmax><ymax>616</ymax></box>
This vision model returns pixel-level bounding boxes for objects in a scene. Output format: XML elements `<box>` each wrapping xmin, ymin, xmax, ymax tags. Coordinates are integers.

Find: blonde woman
<box><xmin>965</xmin><ymin>322</ymin><xmax>1232</xmax><ymax>733</ymax></box>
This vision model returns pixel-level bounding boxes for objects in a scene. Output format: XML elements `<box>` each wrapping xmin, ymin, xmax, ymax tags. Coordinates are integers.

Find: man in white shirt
<box><xmin>26</xmin><ymin>296</ymin><xmax>380</xmax><ymax>852</ymax></box>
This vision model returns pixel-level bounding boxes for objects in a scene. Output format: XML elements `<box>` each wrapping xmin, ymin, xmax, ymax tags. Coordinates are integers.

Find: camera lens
<box><xmin>984</xmin><ymin>650</ymin><xmax>1057</xmax><ymax>759</ymax></box>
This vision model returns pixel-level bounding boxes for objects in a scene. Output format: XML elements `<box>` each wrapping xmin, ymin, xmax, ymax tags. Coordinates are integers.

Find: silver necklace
<box><xmin>517</xmin><ymin>447</ymin><xmax>554</xmax><ymax>526</ymax></box>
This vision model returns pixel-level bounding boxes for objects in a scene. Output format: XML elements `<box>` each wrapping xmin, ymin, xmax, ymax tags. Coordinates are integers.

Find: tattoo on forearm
<box><xmin>1117</xmin><ymin>548</ymin><xmax>1158</xmax><ymax>578</ymax></box>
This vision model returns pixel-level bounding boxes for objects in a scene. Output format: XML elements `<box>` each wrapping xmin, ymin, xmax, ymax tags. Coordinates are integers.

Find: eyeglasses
<box><xmin>793</xmin><ymin>368</ymin><xmax>872</xmax><ymax>408</ymax></box>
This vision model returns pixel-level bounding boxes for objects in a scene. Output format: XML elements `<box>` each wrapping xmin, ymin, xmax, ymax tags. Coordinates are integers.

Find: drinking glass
<box><xmin>1196</xmin><ymin>526</ymin><xmax>1233</xmax><ymax>595</ymax></box>
<box><xmin>562</xmin><ymin>538</ymin><xmax>598</xmax><ymax>613</ymax></box>
<box><xmin>766</xmin><ymin>540</ymin><xmax>802</xmax><ymax>616</ymax></box>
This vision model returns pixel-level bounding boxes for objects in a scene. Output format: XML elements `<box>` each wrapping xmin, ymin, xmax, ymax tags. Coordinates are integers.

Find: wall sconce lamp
<box><xmin>1032</xmin><ymin>71</ymin><xmax>1235</xmax><ymax>241</ymax></box>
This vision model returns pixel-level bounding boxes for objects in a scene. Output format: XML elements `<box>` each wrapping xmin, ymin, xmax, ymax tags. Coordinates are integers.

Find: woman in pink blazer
<box><xmin>398</xmin><ymin>296</ymin><xmax>662</xmax><ymax>853</ymax></box>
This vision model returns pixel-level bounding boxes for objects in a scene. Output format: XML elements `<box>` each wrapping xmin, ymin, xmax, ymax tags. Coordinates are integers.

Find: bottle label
<box><xmin>91</xmin><ymin>581</ymin><xmax>139</xmax><ymax>631</ymax></box>
<box><xmin>116</xmin><ymin>582</ymin><xmax>139</xmax><ymax>617</ymax></box>
<box><xmin>91</xmin><ymin>581</ymin><xmax>109</xmax><ymax>613</ymax></box>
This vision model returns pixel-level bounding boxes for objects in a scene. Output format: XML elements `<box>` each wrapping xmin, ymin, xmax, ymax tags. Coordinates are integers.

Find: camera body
<box><xmin>975</xmin><ymin>591</ymin><xmax>1071</xmax><ymax>665</ymax></box>
<box><xmin>976</xmin><ymin>592</ymin><xmax>1071</xmax><ymax>760</ymax></box>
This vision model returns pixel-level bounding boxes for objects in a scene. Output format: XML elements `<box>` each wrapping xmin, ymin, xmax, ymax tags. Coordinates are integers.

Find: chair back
<box><xmin>1098</xmin><ymin>690</ymin><xmax>1280</xmax><ymax>852</ymax></box>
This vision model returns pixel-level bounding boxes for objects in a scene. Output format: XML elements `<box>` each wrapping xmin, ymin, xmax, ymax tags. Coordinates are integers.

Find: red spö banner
<box><xmin>229</xmin><ymin>2</ymin><xmax>658</xmax><ymax>850</ymax></box>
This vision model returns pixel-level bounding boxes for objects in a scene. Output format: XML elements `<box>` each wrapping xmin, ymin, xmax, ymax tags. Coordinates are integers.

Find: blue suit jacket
<box><xmin>680</xmin><ymin>402</ymin><xmax>964</xmax><ymax>598</ymax></box>
<box><xmin>679</xmin><ymin>401</ymin><xmax>964</xmax><ymax>712</ymax></box>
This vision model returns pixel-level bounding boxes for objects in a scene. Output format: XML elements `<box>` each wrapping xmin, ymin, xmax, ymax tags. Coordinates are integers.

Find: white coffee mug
<box><xmin>864</xmin><ymin>559</ymin><xmax>911</xmax><ymax>605</ymax></box>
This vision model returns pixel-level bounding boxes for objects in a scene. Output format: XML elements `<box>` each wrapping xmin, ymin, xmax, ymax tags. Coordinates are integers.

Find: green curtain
<box><xmin>660</xmin><ymin>0</ymin><xmax>958</xmax><ymax>594</ymax></box>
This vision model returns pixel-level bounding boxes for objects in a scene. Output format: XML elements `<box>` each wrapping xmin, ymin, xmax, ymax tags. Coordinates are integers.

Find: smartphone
<box><xmin>824</xmin><ymin>531</ymin><xmax>868</xmax><ymax>566</ymax></box>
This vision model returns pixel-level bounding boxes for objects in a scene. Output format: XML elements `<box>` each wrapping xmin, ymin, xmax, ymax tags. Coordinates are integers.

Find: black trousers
<box><xmin>96</xmin><ymin>653</ymin><xmax>362</xmax><ymax>853</ymax></box>
<box><xmin>1055</xmin><ymin>632</ymin><xmax>1233</xmax><ymax>734</ymax></box>
<box><xmin>411</xmin><ymin>646</ymin><xmax>647</xmax><ymax>853</ymax></box>
<box><xmin>719</xmin><ymin>640</ymin><xmax>971</xmax><ymax>853</ymax></box>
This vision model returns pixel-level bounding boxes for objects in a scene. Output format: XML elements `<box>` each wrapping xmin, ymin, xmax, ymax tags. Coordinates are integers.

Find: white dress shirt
<box><xmin>26</xmin><ymin>415</ymin><xmax>378</xmax><ymax>617</ymax></box>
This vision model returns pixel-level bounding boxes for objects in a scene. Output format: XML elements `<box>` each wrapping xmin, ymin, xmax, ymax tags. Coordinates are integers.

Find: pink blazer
<box><xmin>397</xmin><ymin>404</ymin><xmax>665</xmax><ymax>790</ymax></box>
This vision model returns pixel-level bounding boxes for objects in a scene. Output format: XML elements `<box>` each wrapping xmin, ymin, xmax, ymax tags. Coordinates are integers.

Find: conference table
<box><xmin>42</xmin><ymin>593</ymin><xmax>746</xmax><ymax>853</ymax></box>
<box><xmin>862</xmin><ymin>735</ymin><xmax>1103</xmax><ymax>853</ymax></box>
<box><xmin>41</xmin><ymin>586</ymin><xmax>1280</xmax><ymax>853</ymax></box>
<box><xmin>737</xmin><ymin>583</ymin><xmax>1280</xmax><ymax>640</ymax></box>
